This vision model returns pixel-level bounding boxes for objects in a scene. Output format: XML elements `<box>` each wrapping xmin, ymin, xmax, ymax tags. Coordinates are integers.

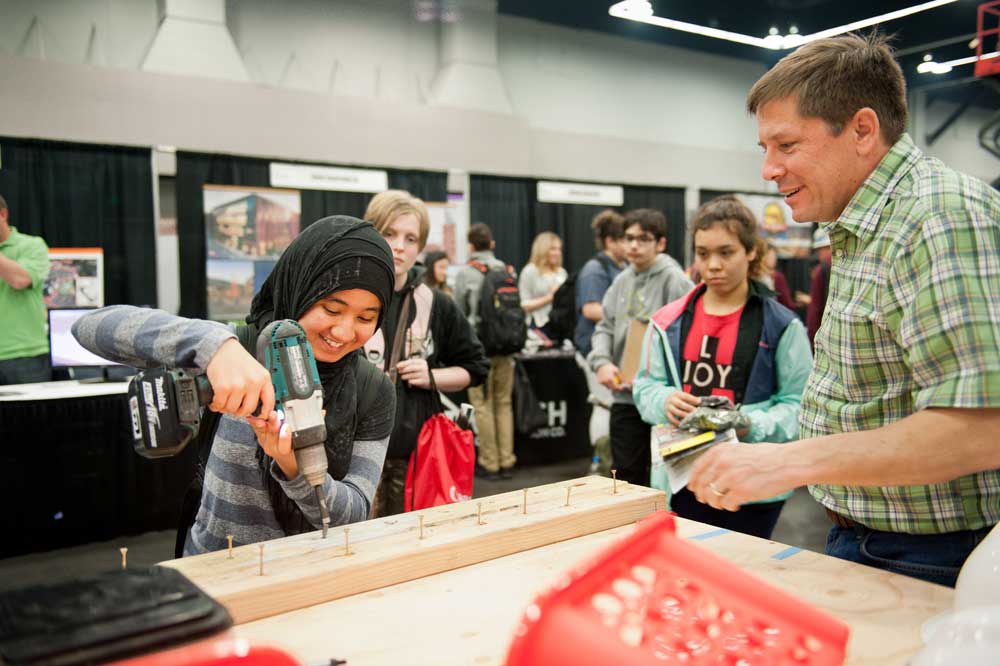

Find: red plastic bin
<box><xmin>109</xmin><ymin>636</ymin><xmax>301</xmax><ymax>666</ymax></box>
<box><xmin>507</xmin><ymin>512</ymin><xmax>849</xmax><ymax>665</ymax></box>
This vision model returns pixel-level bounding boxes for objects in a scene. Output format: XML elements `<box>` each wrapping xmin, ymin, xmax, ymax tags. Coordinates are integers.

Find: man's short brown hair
<box><xmin>468</xmin><ymin>222</ymin><xmax>493</xmax><ymax>252</ymax></box>
<box><xmin>747</xmin><ymin>32</ymin><xmax>908</xmax><ymax>146</ymax></box>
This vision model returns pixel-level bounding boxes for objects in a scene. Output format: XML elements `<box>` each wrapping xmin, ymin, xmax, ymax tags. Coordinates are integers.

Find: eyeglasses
<box><xmin>623</xmin><ymin>233</ymin><xmax>656</xmax><ymax>245</ymax></box>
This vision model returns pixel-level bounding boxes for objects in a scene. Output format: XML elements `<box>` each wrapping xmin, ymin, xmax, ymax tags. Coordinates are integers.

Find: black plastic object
<box><xmin>0</xmin><ymin>566</ymin><xmax>232</xmax><ymax>666</ymax></box>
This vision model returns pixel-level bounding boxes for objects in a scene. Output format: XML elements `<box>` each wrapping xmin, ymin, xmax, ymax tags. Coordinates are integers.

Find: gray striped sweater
<box><xmin>73</xmin><ymin>306</ymin><xmax>393</xmax><ymax>556</ymax></box>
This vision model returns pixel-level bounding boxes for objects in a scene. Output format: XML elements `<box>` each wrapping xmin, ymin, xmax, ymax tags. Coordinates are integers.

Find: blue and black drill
<box><xmin>126</xmin><ymin>319</ymin><xmax>331</xmax><ymax>537</ymax></box>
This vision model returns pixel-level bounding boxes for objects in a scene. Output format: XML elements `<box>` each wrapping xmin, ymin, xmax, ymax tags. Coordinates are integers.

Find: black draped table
<box><xmin>513</xmin><ymin>350</ymin><xmax>592</xmax><ymax>465</ymax></box>
<box><xmin>0</xmin><ymin>381</ymin><xmax>198</xmax><ymax>557</ymax></box>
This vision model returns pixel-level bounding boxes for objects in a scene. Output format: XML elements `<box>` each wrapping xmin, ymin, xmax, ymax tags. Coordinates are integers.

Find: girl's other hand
<box><xmin>665</xmin><ymin>391</ymin><xmax>701</xmax><ymax>426</ymax></box>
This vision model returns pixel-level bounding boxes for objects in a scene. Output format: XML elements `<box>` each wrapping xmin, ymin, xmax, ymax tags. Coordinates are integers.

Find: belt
<box><xmin>825</xmin><ymin>508</ymin><xmax>859</xmax><ymax>528</ymax></box>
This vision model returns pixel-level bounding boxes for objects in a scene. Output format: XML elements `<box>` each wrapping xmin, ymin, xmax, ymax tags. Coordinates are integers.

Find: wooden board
<box><xmin>236</xmin><ymin>517</ymin><xmax>953</xmax><ymax>666</ymax></box>
<box><xmin>160</xmin><ymin>476</ymin><xmax>664</xmax><ymax>624</ymax></box>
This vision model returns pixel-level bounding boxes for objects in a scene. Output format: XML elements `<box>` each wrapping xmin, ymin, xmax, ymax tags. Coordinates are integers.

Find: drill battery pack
<box><xmin>0</xmin><ymin>566</ymin><xmax>232</xmax><ymax>666</ymax></box>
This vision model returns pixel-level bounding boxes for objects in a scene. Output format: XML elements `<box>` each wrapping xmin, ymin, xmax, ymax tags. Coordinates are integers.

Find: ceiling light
<box><xmin>916</xmin><ymin>51</ymin><xmax>998</xmax><ymax>74</ymax></box>
<box><xmin>609</xmin><ymin>0</ymin><xmax>960</xmax><ymax>51</ymax></box>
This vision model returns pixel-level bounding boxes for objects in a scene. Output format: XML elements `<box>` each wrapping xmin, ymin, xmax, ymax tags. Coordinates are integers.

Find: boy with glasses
<box><xmin>588</xmin><ymin>208</ymin><xmax>692</xmax><ymax>487</ymax></box>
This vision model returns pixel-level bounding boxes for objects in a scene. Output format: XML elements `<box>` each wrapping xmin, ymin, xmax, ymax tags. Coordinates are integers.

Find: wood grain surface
<box><xmin>160</xmin><ymin>476</ymin><xmax>665</xmax><ymax>623</ymax></box>
<box><xmin>234</xmin><ymin>516</ymin><xmax>953</xmax><ymax>666</ymax></box>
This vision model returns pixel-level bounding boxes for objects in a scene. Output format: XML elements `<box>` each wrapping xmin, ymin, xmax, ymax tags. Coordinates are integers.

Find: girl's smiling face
<box><xmin>298</xmin><ymin>289</ymin><xmax>381</xmax><ymax>363</ymax></box>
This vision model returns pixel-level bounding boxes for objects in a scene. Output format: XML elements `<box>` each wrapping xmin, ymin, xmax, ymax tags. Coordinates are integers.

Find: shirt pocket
<box><xmin>821</xmin><ymin>297</ymin><xmax>904</xmax><ymax>404</ymax></box>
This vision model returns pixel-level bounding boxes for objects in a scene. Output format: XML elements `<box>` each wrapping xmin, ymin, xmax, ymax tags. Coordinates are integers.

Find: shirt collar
<box><xmin>832</xmin><ymin>132</ymin><xmax>922</xmax><ymax>241</ymax></box>
<box><xmin>0</xmin><ymin>226</ymin><xmax>19</xmax><ymax>248</ymax></box>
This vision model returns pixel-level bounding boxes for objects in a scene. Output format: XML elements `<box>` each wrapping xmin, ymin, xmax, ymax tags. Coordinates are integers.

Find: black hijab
<box><xmin>247</xmin><ymin>215</ymin><xmax>394</xmax><ymax>534</ymax></box>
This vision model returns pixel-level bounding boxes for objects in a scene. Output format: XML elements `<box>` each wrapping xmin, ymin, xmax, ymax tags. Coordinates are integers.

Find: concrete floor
<box><xmin>0</xmin><ymin>456</ymin><xmax>830</xmax><ymax>593</ymax></box>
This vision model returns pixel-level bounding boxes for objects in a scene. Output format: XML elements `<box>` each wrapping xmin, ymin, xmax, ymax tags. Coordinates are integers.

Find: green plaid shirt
<box><xmin>802</xmin><ymin>133</ymin><xmax>1000</xmax><ymax>534</ymax></box>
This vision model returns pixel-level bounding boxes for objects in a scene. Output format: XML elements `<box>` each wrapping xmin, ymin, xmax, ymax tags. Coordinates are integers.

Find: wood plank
<box><xmin>235</xmin><ymin>517</ymin><xmax>953</xmax><ymax>666</ymax></box>
<box><xmin>160</xmin><ymin>476</ymin><xmax>665</xmax><ymax>624</ymax></box>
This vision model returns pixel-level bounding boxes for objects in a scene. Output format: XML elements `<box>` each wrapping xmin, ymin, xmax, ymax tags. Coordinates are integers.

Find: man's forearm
<box><xmin>787</xmin><ymin>407</ymin><xmax>1000</xmax><ymax>488</ymax></box>
<box><xmin>0</xmin><ymin>254</ymin><xmax>32</xmax><ymax>289</ymax></box>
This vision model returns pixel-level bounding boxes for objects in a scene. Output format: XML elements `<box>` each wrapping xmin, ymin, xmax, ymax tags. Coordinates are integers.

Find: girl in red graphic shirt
<box><xmin>633</xmin><ymin>196</ymin><xmax>812</xmax><ymax>539</ymax></box>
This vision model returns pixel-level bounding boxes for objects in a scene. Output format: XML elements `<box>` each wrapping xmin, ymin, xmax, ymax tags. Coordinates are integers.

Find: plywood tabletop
<box><xmin>233</xmin><ymin>514</ymin><xmax>952</xmax><ymax>666</ymax></box>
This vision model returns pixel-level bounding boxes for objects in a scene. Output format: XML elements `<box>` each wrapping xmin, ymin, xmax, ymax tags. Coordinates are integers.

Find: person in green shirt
<box><xmin>687</xmin><ymin>33</ymin><xmax>1000</xmax><ymax>587</ymax></box>
<box><xmin>0</xmin><ymin>194</ymin><xmax>51</xmax><ymax>385</ymax></box>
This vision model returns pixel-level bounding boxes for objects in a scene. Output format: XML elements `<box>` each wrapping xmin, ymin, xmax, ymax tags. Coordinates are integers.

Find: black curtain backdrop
<box><xmin>176</xmin><ymin>151</ymin><xmax>446</xmax><ymax>318</ymax></box>
<box><xmin>470</xmin><ymin>175</ymin><xmax>686</xmax><ymax>275</ymax></box>
<box><xmin>0</xmin><ymin>137</ymin><xmax>156</xmax><ymax>306</ymax></box>
<box><xmin>468</xmin><ymin>175</ymin><xmax>535</xmax><ymax>270</ymax></box>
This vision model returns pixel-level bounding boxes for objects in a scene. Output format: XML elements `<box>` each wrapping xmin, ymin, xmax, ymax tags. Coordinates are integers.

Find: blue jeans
<box><xmin>825</xmin><ymin>523</ymin><xmax>994</xmax><ymax>587</ymax></box>
<box><xmin>0</xmin><ymin>353</ymin><xmax>51</xmax><ymax>385</ymax></box>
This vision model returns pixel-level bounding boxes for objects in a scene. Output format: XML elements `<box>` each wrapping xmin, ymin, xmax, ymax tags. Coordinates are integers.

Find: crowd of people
<box><xmin>4</xmin><ymin>33</ymin><xmax>998</xmax><ymax>588</ymax></box>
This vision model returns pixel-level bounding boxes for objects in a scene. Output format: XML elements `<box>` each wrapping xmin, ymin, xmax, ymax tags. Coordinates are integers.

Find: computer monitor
<box><xmin>48</xmin><ymin>308</ymin><xmax>123</xmax><ymax>369</ymax></box>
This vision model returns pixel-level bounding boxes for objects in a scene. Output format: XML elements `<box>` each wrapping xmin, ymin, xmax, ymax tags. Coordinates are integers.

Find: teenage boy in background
<box><xmin>588</xmin><ymin>209</ymin><xmax>692</xmax><ymax>487</ymax></box>
<box><xmin>575</xmin><ymin>209</ymin><xmax>626</xmax><ymax>356</ymax></box>
<box><xmin>454</xmin><ymin>223</ymin><xmax>518</xmax><ymax>480</ymax></box>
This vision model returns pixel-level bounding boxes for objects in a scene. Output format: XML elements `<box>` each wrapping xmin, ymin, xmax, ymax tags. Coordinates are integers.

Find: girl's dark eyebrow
<box><xmin>326</xmin><ymin>296</ymin><xmax>380</xmax><ymax>313</ymax></box>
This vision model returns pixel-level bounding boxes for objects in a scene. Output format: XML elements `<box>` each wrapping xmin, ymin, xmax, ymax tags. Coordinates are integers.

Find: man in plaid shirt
<box><xmin>688</xmin><ymin>33</ymin><xmax>1000</xmax><ymax>586</ymax></box>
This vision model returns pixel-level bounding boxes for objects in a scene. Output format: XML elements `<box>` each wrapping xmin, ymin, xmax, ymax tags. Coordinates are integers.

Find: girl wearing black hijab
<box><xmin>73</xmin><ymin>216</ymin><xmax>396</xmax><ymax>555</ymax></box>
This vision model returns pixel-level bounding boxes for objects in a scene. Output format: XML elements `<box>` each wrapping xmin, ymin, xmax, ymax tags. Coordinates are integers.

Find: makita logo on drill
<box><xmin>154</xmin><ymin>376</ymin><xmax>168</xmax><ymax>411</ymax></box>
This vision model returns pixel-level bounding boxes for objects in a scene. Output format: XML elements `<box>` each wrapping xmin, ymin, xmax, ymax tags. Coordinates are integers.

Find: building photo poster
<box><xmin>203</xmin><ymin>185</ymin><xmax>301</xmax><ymax>321</ymax></box>
<box><xmin>44</xmin><ymin>248</ymin><xmax>104</xmax><ymax>308</ymax></box>
<box><xmin>736</xmin><ymin>194</ymin><xmax>813</xmax><ymax>258</ymax></box>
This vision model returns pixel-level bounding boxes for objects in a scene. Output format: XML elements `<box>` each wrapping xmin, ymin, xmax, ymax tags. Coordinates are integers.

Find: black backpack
<box><xmin>546</xmin><ymin>254</ymin><xmax>617</xmax><ymax>346</ymax></box>
<box><xmin>471</xmin><ymin>261</ymin><xmax>527</xmax><ymax>356</ymax></box>
<box><xmin>546</xmin><ymin>275</ymin><xmax>578</xmax><ymax>343</ymax></box>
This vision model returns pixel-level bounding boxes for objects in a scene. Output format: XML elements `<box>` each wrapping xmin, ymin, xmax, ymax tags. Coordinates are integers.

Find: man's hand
<box><xmin>665</xmin><ymin>391</ymin><xmax>701</xmax><ymax>426</ymax></box>
<box><xmin>205</xmin><ymin>338</ymin><xmax>274</xmax><ymax>417</ymax></box>
<box><xmin>687</xmin><ymin>442</ymin><xmax>797</xmax><ymax>511</ymax></box>
<box><xmin>397</xmin><ymin>358</ymin><xmax>432</xmax><ymax>389</ymax></box>
<box><xmin>596</xmin><ymin>363</ymin><xmax>624</xmax><ymax>391</ymax></box>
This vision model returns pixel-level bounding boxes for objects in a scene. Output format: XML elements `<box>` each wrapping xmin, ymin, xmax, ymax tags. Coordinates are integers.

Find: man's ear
<box><xmin>656</xmin><ymin>237</ymin><xmax>667</xmax><ymax>254</ymax></box>
<box><xmin>852</xmin><ymin>107</ymin><xmax>882</xmax><ymax>156</ymax></box>
<box><xmin>490</xmin><ymin>240</ymin><xmax>496</xmax><ymax>250</ymax></box>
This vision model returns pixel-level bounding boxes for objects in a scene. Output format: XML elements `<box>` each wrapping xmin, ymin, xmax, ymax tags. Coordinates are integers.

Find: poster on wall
<box><xmin>735</xmin><ymin>194</ymin><xmax>812</xmax><ymax>259</ymax></box>
<box><xmin>44</xmin><ymin>248</ymin><xmax>103</xmax><ymax>308</ymax></box>
<box><xmin>422</xmin><ymin>194</ymin><xmax>469</xmax><ymax>287</ymax></box>
<box><xmin>203</xmin><ymin>185</ymin><xmax>301</xmax><ymax>321</ymax></box>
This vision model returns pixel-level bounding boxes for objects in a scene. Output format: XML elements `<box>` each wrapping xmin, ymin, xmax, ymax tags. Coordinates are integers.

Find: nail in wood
<box><xmin>258</xmin><ymin>544</ymin><xmax>264</xmax><ymax>576</ymax></box>
<box><xmin>120</xmin><ymin>547</ymin><xmax>128</xmax><ymax>570</ymax></box>
<box><xmin>227</xmin><ymin>535</ymin><xmax>234</xmax><ymax>559</ymax></box>
<box><xmin>419</xmin><ymin>515</ymin><xmax>424</xmax><ymax>540</ymax></box>
<box><xmin>612</xmin><ymin>469</ymin><xmax>618</xmax><ymax>495</ymax></box>
<box><xmin>522</xmin><ymin>488</ymin><xmax>528</xmax><ymax>515</ymax></box>
<box><xmin>477</xmin><ymin>502</ymin><xmax>483</xmax><ymax>525</ymax></box>
<box><xmin>565</xmin><ymin>486</ymin><xmax>572</xmax><ymax>507</ymax></box>
<box><xmin>344</xmin><ymin>528</ymin><xmax>351</xmax><ymax>555</ymax></box>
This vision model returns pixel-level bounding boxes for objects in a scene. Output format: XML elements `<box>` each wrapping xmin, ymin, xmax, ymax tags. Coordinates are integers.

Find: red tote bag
<box><xmin>404</xmin><ymin>410</ymin><xmax>476</xmax><ymax>511</ymax></box>
<box><xmin>403</xmin><ymin>368</ymin><xmax>475</xmax><ymax>511</ymax></box>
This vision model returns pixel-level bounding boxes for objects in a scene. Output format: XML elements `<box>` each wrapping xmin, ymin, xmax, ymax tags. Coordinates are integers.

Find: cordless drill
<box><xmin>126</xmin><ymin>319</ymin><xmax>331</xmax><ymax>537</ymax></box>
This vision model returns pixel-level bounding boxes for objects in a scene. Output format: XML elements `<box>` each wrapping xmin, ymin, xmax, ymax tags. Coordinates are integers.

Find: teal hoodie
<box><xmin>633</xmin><ymin>282</ymin><xmax>812</xmax><ymax>502</ymax></box>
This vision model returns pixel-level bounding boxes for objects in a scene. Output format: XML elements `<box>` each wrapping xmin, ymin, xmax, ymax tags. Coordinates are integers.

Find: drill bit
<box><xmin>315</xmin><ymin>485</ymin><xmax>330</xmax><ymax>538</ymax></box>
